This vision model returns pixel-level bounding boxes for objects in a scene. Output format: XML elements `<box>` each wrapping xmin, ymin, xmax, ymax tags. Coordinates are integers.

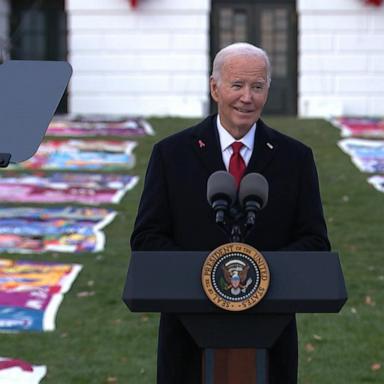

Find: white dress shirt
<box><xmin>216</xmin><ymin>115</ymin><xmax>256</xmax><ymax>171</ymax></box>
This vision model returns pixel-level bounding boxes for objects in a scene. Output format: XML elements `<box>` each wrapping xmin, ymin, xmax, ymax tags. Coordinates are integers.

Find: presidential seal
<box><xmin>201</xmin><ymin>242</ymin><xmax>270</xmax><ymax>311</ymax></box>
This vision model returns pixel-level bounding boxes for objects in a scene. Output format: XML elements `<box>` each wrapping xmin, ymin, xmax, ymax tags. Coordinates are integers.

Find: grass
<box><xmin>0</xmin><ymin>116</ymin><xmax>383</xmax><ymax>383</ymax></box>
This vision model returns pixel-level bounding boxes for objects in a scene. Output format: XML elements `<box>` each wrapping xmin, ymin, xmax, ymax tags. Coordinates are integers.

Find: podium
<box><xmin>122</xmin><ymin>250</ymin><xmax>347</xmax><ymax>383</ymax></box>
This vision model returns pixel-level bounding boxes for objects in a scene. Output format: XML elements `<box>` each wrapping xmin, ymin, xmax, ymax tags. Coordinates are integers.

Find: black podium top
<box><xmin>123</xmin><ymin>251</ymin><xmax>347</xmax><ymax>314</ymax></box>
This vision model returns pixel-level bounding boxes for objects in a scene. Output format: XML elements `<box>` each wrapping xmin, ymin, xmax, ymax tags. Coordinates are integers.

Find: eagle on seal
<box><xmin>222</xmin><ymin>263</ymin><xmax>250</xmax><ymax>294</ymax></box>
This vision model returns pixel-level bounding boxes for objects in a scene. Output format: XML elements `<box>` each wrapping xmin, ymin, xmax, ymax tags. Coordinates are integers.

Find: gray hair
<box><xmin>211</xmin><ymin>42</ymin><xmax>271</xmax><ymax>87</ymax></box>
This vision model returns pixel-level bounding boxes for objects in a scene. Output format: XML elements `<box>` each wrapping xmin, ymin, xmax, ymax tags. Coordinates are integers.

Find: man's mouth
<box><xmin>234</xmin><ymin>107</ymin><xmax>254</xmax><ymax>113</ymax></box>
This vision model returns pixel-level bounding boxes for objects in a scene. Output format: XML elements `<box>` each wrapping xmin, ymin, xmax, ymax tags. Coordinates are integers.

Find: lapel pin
<box><xmin>198</xmin><ymin>140</ymin><xmax>206</xmax><ymax>149</ymax></box>
<box><xmin>266</xmin><ymin>142</ymin><xmax>274</xmax><ymax>150</ymax></box>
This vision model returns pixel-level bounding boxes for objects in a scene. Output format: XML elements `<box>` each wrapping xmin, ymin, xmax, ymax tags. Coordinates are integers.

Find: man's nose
<box><xmin>240</xmin><ymin>86</ymin><xmax>252</xmax><ymax>102</ymax></box>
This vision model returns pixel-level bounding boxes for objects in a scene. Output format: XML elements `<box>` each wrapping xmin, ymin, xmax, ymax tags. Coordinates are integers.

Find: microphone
<box><xmin>207</xmin><ymin>171</ymin><xmax>237</xmax><ymax>225</ymax></box>
<box><xmin>239</xmin><ymin>173</ymin><xmax>269</xmax><ymax>228</ymax></box>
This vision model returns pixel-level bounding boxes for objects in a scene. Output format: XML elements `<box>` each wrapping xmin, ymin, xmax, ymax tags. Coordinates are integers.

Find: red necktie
<box><xmin>229</xmin><ymin>142</ymin><xmax>246</xmax><ymax>187</ymax></box>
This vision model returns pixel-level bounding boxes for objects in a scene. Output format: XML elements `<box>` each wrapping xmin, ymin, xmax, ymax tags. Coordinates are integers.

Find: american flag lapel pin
<box><xmin>198</xmin><ymin>139</ymin><xmax>206</xmax><ymax>149</ymax></box>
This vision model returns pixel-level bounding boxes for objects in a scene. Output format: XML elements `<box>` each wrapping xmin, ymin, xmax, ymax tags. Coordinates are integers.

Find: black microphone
<box><xmin>239</xmin><ymin>173</ymin><xmax>269</xmax><ymax>228</ymax></box>
<box><xmin>207</xmin><ymin>171</ymin><xmax>237</xmax><ymax>225</ymax></box>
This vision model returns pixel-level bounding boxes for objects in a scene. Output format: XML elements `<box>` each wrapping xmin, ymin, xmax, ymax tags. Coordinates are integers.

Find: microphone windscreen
<box><xmin>239</xmin><ymin>173</ymin><xmax>269</xmax><ymax>209</ymax></box>
<box><xmin>207</xmin><ymin>171</ymin><xmax>237</xmax><ymax>206</ymax></box>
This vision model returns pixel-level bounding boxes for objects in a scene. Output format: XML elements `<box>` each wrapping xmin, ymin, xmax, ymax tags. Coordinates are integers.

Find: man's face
<box><xmin>210</xmin><ymin>54</ymin><xmax>269</xmax><ymax>139</ymax></box>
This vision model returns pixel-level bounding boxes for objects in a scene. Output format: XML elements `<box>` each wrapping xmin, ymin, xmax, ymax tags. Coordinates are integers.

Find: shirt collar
<box><xmin>216</xmin><ymin>115</ymin><xmax>256</xmax><ymax>152</ymax></box>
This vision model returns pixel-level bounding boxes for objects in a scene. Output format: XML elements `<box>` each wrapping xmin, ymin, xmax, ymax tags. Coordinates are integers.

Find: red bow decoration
<box><xmin>364</xmin><ymin>0</ymin><xmax>383</xmax><ymax>6</ymax></box>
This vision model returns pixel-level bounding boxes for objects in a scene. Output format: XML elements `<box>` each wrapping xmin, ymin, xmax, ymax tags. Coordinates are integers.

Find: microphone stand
<box><xmin>229</xmin><ymin>205</ymin><xmax>244</xmax><ymax>242</ymax></box>
<box><xmin>217</xmin><ymin>204</ymin><xmax>249</xmax><ymax>243</ymax></box>
<box><xmin>230</xmin><ymin>224</ymin><xmax>242</xmax><ymax>242</ymax></box>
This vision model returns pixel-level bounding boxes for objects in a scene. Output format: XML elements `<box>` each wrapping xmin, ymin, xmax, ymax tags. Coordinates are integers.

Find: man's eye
<box><xmin>232</xmin><ymin>84</ymin><xmax>241</xmax><ymax>89</ymax></box>
<box><xmin>253</xmin><ymin>84</ymin><xmax>265</xmax><ymax>90</ymax></box>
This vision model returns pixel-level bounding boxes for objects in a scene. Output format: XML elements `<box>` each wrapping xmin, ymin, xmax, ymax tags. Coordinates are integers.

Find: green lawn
<box><xmin>1</xmin><ymin>117</ymin><xmax>383</xmax><ymax>383</ymax></box>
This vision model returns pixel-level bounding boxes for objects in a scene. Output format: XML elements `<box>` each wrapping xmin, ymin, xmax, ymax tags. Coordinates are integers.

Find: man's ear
<box><xmin>210</xmin><ymin>76</ymin><xmax>219</xmax><ymax>103</ymax></box>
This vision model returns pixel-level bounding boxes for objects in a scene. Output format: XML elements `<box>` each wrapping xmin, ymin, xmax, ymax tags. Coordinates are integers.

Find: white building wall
<box><xmin>0</xmin><ymin>0</ymin><xmax>9</xmax><ymax>61</ymax></box>
<box><xmin>298</xmin><ymin>0</ymin><xmax>384</xmax><ymax>117</ymax></box>
<box><xmin>66</xmin><ymin>0</ymin><xmax>210</xmax><ymax>117</ymax></box>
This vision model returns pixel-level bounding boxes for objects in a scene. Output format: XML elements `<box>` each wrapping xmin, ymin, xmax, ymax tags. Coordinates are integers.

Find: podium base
<box><xmin>203</xmin><ymin>348</ymin><xmax>269</xmax><ymax>384</ymax></box>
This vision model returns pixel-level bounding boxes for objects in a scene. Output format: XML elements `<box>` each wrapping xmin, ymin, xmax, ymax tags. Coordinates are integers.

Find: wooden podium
<box><xmin>122</xmin><ymin>250</ymin><xmax>347</xmax><ymax>383</ymax></box>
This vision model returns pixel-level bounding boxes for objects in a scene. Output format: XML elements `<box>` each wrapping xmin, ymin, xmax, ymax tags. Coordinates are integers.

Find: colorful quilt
<box><xmin>0</xmin><ymin>173</ymin><xmax>139</xmax><ymax>205</ymax></box>
<box><xmin>368</xmin><ymin>175</ymin><xmax>384</xmax><ymax>193</ymax></box>
<box><xmin>0</xmin><ymin>357</ymin><xmax>46</xmax><ymax>383</ymax></box>
<box><xmin>0</xmin><ymin>258</ymin><xmax>82</xmax><ymax>332</ymax></box>
<box><xmin>331</xmin><ymin>117</ymin><xmax>384</xmax><ymax>138</ymax></box>
<box><xmin>48</xmin><ymin>115</ymin><xmax>154</xmax><ymax>137</ymax></box>
<box><xmin>338</xmin><ymin>138</ymin><xmax>384</xmax><ymax>173</ymax></box>
<box><xmin>7</xmin><ymin>140</ymin><xmax>136</xmax><ymax>171</ymax></box>
<box><xmin>0</xmin><ymin>207</ymin><xmax>116</xmax><ymax>221</ymax></box>
<box><xmin>0</xmin><ymin>207</ymin><xmax>116</xmax><ymax>253</ymax></box>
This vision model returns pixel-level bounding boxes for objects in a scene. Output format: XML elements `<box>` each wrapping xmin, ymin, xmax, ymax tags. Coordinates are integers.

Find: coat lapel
<box><xmin>246</xmin><ymin>119</ymin><xmax>277</xmax><ymax>174</ymax></box>
<box><xmin>190</xmin><ymin>115</ymin><xmax>226</xmax><ymax>175</ymax></box>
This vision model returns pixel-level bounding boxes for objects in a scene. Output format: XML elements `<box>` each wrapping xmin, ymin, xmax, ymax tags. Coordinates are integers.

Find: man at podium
<box><xmin>131</xmin><ymin>42</ymin><xmax>330</xmax><ymax>384</ymax></box>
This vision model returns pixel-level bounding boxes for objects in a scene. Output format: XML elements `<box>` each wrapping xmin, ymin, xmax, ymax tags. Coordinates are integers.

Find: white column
<box><xmin>298</xmin><ymin>0</ymin><xmax>384</xmax><ymax>117</ymax></box>
<box><xmin>66</xmin><ymin>0</ymin><xmax>211</xmax><ymax>117</ymax></box>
